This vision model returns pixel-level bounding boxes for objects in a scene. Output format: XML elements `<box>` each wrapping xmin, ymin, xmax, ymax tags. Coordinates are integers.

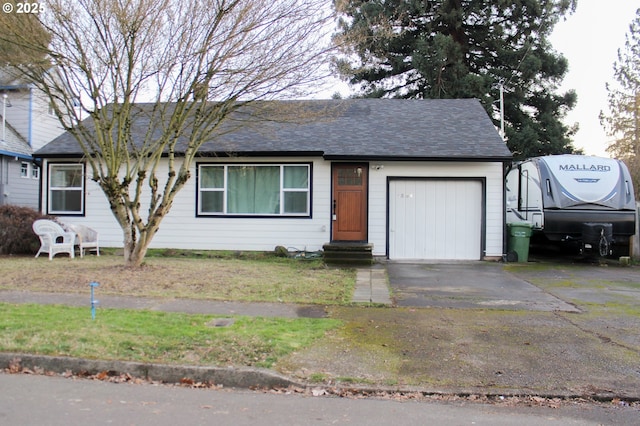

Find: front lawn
<box><xmin>0</xmin><ymin>252</ymin><xmax>355</xmax><ymax>305</ymax></box>
<box><xmin>0</xmin><ymin>303</ymin><xmax>341</xmax><ymax>368</ymax></box>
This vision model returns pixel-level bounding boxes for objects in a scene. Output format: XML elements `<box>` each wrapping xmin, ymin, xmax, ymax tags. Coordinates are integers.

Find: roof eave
<box><xmin>195</xmin><ymin>150</ymin><xmax>325</xmax><ymax>158</ymax></box>
<box><xmin>322</xmin><ymin>154</ymin><xmax>513</xmax><ymax>162</ymax></box>
<box><xmin>0</xmin><ymin>149</ymin><xmax>33</xmax><ymax>160</ymax></box>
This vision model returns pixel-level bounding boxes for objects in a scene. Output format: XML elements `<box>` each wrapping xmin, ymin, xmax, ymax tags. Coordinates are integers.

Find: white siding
<box><xmin>43</xmin><ymin>157</ymin><xmax>333</xmax><ymax>252</ymax></box>
<box><xmin>3</xmin><ymin>91</ymin><xmax>30</xmax><ymax>144</ymax></box>
<box><xmin>41</xmin><ymin>158</ymin><xmax>505</xmax><ymax>258</ymax></box>
<box><xmin>29</xmin><ymin>95</ymin><xmax>66</xmax><ymax>151</ymax></box>
<box><xmin>0</xmin><ymin>157</ymin><xmax>39</xmax><ymax>209</ymax></box>
<box><xmin>3</xmin><ymin>89</ymin><xmax>65</xmax><ymax>151</ymax></box>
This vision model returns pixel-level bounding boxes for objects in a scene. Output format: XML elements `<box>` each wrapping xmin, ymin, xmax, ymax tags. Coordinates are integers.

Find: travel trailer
<box><xmin>506</xmin><ymin>155</ymin><xmax>636</xmax><ymax>256</ymax></box>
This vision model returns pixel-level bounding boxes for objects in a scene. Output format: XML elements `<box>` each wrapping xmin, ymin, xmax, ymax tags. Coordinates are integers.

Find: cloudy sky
<box><xmin>550</xmin><ymin>0</ymin><xmax>640</xmax><ymax>157</ymax></box>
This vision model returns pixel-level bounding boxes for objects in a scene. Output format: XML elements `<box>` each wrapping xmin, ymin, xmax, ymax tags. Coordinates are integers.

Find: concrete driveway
<box><xmin>387</xmin><ymin>261</ymin><xmax>579</xmax><ymax>312</ymax></box>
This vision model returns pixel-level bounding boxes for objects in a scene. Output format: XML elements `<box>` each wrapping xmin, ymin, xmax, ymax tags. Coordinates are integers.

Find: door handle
<box><xmin>332</xmin><ymin>199</ymin><xmax>337</xmax><ymax>221</ymax></box>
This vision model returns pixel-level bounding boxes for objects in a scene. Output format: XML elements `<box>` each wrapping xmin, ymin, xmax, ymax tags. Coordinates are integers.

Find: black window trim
<box><xmin>195</xmin><ymin>161</ymin><xmax>313</xmax><ymax>219</ymax></box>
<box><xmin>46</xmin><ymin>161</ymin><xmax>86</xmax><ymax>217</ymax></box>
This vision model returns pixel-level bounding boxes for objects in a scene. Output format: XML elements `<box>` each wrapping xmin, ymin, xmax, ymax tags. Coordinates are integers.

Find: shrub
<box><xmin>0</xmin><ymin>205</ymin><xmax>53</xmax><ymax>255</ymax></box>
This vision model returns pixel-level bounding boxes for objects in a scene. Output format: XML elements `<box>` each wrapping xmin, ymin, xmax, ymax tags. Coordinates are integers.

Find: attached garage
<box><xmin>388</xmin><ymin>179</ymin><xmax>484</xmax><ymax>260</ymax></box>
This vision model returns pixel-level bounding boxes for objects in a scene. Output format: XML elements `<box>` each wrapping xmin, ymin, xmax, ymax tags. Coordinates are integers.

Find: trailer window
<box><xmin>518</xmin><ymin>168</ymin><xmax>528</xmax><ymax>210</ymax></box>
<box><xmin>546</xmin><ymin>179</ymin><xmax>552</xmax><ymax>196</ymax></box>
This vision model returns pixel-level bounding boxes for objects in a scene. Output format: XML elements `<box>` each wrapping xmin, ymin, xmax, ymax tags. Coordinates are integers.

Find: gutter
<box><xmin>0</xmin><ymin>84</ymin><xmax>31</xmax><ymax>90</ymax></box>
<box><xmin>0</xmin><ymin>148</ymin><xmax>32</xmax><ymax>160</ymax></box>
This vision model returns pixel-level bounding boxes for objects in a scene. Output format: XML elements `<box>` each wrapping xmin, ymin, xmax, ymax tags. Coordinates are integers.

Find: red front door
<box><xmin>332</xmin><ymin>163</ymin><xmax>368</xmax><ymax>241</ymax></box>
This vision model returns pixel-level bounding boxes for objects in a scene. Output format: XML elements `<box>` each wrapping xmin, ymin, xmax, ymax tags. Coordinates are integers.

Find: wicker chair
<box><xmin>66</xmin><ymin>224</ymin><xmax>100</xmax><ymax>257</ymax></box>
<box><xmin>32</xmin><ymin>219</ymin><xmax>76</xmax><ymax>260</ymax></box>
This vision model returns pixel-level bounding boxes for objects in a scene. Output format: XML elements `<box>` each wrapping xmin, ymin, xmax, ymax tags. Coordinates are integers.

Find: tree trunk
<box><xmin>121</xmin><ymin>212</ymin><xmax>164</xmax><ymax>268</ymax></box>
<box><xmin>121</xmin><ymin>222</ymin><xmax>156</xmax><ymax>268</ymax></box>
<box><xmin>124</xmin><ymin>242</ymin><xmax>149</xmax><ymax>268</ymax></box>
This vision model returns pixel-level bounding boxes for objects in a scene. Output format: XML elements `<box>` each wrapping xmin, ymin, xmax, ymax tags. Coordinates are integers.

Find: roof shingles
<box><xmin>35</xmin><ymin>98</ymin><xmax>512</xmax><ymax>160</ymax></box>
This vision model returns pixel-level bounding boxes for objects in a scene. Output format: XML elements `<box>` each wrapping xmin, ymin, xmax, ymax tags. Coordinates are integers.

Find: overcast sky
<box><xmin>550</xmin><ymin>0</ymin><xmax>640</xmax><ymax>157</ymax></box>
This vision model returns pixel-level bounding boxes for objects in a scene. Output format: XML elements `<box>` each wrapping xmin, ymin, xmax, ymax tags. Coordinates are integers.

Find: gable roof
<box><xmin>34</xmin><ymin>98</ymin><xmax>512</xmax><ymax>161</ymax></box>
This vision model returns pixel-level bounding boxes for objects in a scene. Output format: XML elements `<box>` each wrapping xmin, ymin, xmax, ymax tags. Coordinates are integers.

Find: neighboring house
<box><xmin>33</xmin><ymin>99</ymin><xmax>512</xmax><ymax>261</ymax></box>
<box><xmin>0</xmin><ymin>72</ymin><xmax>66</xmax><ymax>209</ymax></box>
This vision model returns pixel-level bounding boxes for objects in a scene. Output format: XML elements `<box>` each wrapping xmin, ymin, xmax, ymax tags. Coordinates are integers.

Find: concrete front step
<box><xmin>322</xmin><ymin>242</ymin><xmax>373</xmax><ymax>265</ymax></box>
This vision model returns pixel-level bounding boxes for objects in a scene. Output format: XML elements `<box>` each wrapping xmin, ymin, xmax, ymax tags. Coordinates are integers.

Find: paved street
<box><xmin>1</xmin><ymin>373</ymin><xmax>638</xmax><ymax>425</ymax></box>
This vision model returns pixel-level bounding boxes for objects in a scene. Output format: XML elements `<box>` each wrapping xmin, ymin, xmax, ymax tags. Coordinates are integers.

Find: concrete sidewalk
<box><xmin>0</xmin><ymin>290</ymin><xmax>328</xmax><ymax>318</ymax></box>
<box><xmin>352</xmin><ymin>267</ymin><xmax>392</xmax><ymax>305</ymax></box>
<box><xmin>0</xmin><ymin>265</ymin><xmax>392</xmax><ymax>317</ymax></box>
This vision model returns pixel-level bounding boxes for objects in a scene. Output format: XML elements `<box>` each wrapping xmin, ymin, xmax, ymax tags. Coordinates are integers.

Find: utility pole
<box><xmin>492</xmin><ymin>82</ymin><xmax>506</xmax><ymax>140</ymax></box>
<box><xmin>497</xmin><ymin>82</ymin><xmax>505</xmax><ymax>140</ymax></box>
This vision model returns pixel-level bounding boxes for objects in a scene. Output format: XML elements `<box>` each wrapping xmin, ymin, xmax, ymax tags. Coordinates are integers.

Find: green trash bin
<box><xmin>507</xmin><ymin>222</ymin><xmax>533</xmax><ymax>262</ymax></box>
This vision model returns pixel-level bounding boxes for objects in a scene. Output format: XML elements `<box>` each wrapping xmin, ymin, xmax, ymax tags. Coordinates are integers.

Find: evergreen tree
<box><xmin>334</xmin><ymin>0</ymin><xmax>579</xmax><ymax>159</ymax></box>
<box><xmin>601</xmin><ymin>8</ymin><xmax>640</xmax><ymax>197</ymax></box>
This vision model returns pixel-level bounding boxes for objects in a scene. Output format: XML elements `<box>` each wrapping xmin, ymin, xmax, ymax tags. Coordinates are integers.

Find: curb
<box><xmin>2</xmin><ymin>353</ymin><xmax>639</xmax><ymax>404</ymax></box>
<box><xmin>0</xmin><ymin>353</ymin><xmax>301</xmax><ymax>389</ymax></box>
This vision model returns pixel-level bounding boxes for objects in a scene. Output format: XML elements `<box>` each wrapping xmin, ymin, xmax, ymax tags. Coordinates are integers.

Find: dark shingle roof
<box><xmin>35</xmin><ymin>98</ymin><xmax>512</xmax><ymax>161</ymax></box>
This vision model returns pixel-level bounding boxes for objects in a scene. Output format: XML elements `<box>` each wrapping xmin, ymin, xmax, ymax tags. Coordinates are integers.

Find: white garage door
<box><xmin>389</xmin><ymin>179</ymin><xmax>483</xmax><ymax>260</ymax></box>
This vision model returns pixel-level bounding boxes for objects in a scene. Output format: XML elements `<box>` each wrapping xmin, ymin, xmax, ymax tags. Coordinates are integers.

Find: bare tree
<box><xmin>601</xmin><ymin>8</ymin><xmax>640</xmax><ymax>198</ymax></box>
<box><xmin>2</xmin><ymin>0</ymin><xmax>336</xmax><ymax>267</ymax></box>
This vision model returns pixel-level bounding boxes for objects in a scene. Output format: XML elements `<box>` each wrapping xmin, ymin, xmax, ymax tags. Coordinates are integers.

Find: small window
<box><xmin>199</xmin><ymin>166</ymin><xmax>224</xmax><ymax>213</ymax></box>
<box><xmin>198</xmin><ymin>164</ymin><xmax>311</xmax><ymax>216</ymax></box>
<box><xmin>48</xmin><ymin>163</ymin><xmax>84</xmax><ymax>215</ymax></box>
<box><xmin>283</xmin><ymin>166</ymin><xmax>309</xmax><ymax>214</ymax></box>
<box><xmin>20</xmin><ymin>162</ymin><xmax>29</xmax><ymax>178</ymax></box>
<box><xmin>31</xmin><ymin>165</ymin><xmax>40</xmax><ymax>180</ymax></box>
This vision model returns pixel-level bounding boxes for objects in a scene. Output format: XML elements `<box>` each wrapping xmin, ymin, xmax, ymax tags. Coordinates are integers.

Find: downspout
<box><xmin>0</xmin><ymin>156</ymin><xmax>4</xmax><ymax>206</ymax></box>
<box><xmin>503</xmin><ymin>160</ymin><xmax>511</xmax><ymax>260</ymax></box>
<box><xmin>28</xmin><ymin>87</ymin><xmax>33</xmax><ymax>147</ymax></box>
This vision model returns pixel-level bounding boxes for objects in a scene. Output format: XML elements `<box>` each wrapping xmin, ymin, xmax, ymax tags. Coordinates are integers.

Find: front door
<box><xmin>332</xmin><ymin>163</ymin><xmax>368</xmax><ymax>241</ymax></box>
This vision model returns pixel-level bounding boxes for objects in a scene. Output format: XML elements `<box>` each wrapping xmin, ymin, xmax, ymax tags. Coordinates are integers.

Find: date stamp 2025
<box><xmin>3</xmin><ymin>2</ymin><xmax>45</xmax><ymax>14</ymax></box>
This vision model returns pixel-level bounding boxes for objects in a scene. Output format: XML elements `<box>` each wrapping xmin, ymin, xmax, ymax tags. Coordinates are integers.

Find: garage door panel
<box><xmin>389</xmin><ymin>180</ymin><xmax>482</xmax><ymax>260</ymax></box>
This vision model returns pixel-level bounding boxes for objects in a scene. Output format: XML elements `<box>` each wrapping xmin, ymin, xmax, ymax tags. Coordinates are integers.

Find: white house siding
<box><xmin>3</xmin><ymin>91</ymin><xmax>30</xmax><ymax>145</ymax></box>
<box><xmin>45</xmin><ymin>157</ymin><xmax>333</xmax><ymax>252</ymax></box>
<box><xmin>0</xmin><ymin>158</ymin><xmax>39</xmax><ymax>209</ymax></box>
<box><xmin>29</xmin><ymin>95</ymin><xmax>66</xmax><ymax>151</ymax></box>
<box><xmin>41</xmin><ymin>158</ymin><xmax>504</xmax><ymax>258</ymax></box>
<box><xmin>3</xmin><ymin>89</ymin><xmax>65</xmax><ymax>151</ymax></box>
<box><xmin>367</xmin><ymin>161</ymin><xmax>505</xmax><ymax>259</ymax></box>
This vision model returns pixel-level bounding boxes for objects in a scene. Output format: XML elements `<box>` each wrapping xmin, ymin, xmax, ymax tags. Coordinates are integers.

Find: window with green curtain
<box><xmin>198</xmin><ymin>164</ymin><xmax>310</xmax><ymax>216</ymax></box>
<box><xmin>228</xmin><ymin>166</ymin><xmax>280</xmax><ymax>214</ymax></box>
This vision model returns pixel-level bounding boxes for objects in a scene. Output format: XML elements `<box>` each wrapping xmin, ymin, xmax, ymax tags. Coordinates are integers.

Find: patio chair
<box><xmin>32</xmin><ymin>219</ymin><xmax>75</xmax><ymax>260</ymax></box>
<box><xmin>66</xmin><ymin>224</ymin><xmax>100</xmax><ymax>257</ymax></box>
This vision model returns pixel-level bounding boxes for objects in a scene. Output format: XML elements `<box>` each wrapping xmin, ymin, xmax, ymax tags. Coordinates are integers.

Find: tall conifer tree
<box><xmin>334</xmin><ymin>0</ymin><xmax>579</xmax><ymax>159</ymax></box>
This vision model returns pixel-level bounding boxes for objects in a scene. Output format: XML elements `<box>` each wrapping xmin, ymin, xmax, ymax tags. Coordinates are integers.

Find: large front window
<box><xmin>48</xmin><ymin>163</ymin><xmax>84</xmax><ymax>215</ymax></box>
<box><xmin>198</xmin><ymin>164</ymin><xmax>310</xmax><ymax>216</ymax></box>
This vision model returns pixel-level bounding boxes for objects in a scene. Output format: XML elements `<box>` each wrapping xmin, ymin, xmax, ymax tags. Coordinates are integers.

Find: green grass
<box><xmin>0</xmin><ymin>303</ymin><xmax>341</xmax><ymax>368</ymax></box>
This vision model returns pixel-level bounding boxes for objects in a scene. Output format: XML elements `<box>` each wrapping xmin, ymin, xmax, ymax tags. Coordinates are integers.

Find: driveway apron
<box><xmin>387</xmin><ymin>262</ymin><xmax>578</xmax><ymax>312</ymax></box>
